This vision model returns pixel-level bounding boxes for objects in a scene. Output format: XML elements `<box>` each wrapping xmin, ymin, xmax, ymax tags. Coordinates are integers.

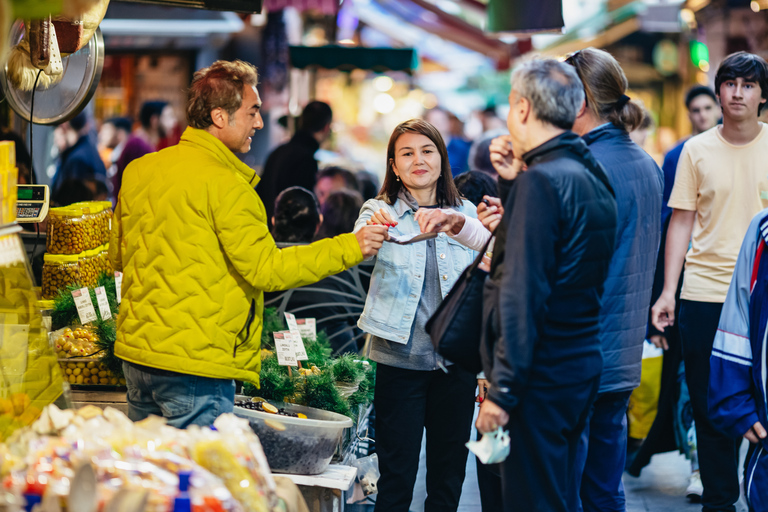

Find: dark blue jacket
<box><xmin>51</xmin><ymin>134</ymin><xmax>107</xmax><ymax>197</ymax></box>
<box><xmin>583</xmin><ymin>123</ymin><xmax>663</xmax><ymax>394</ymax></box>
<box><xmin>482</xmin><ymin>131</ymin><xmax>617</xmax><ymax>412</ymax></box>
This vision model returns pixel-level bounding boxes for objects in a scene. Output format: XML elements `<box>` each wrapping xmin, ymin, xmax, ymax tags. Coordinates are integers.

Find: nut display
<box><xmin>58</xmin><ymin>358</ymin><xmax>125</xmax><ymax>386</ymax></box>
<box><xmin>53</xmin><ymin>326</ymin><xmax>98</xmax><ymax>358</ymax></box>
<box><xmin>41</xmin><ymin>254</ymin><xmax>80</xmax><ymax>299</ymax></box>
<box><xmin>78</xmin><ymin>248</ymin><xmax>99</xmax><ymax>288</ymax></box>
<box><xmin>100</xmin><ymin>246</ymin><xmax>113</xmax><ymax>275</ymax></box>
<box><xmin>46</xmin><ymin>207</ymin><xmax>87</xmax><ymax>255</ymax></box>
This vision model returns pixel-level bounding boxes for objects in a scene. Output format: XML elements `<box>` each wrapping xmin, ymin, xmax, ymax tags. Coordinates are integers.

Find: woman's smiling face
<box><xmin>391</xmin><ymin>132</ymin><xmax>442</xmax><ymax>194</ymax></box>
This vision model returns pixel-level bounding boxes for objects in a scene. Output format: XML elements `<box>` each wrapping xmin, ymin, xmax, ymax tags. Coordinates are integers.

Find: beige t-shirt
<box><xmin>669</xmin><ymin>123</ymin><xmax>768</xmax><ymax>302</ymax></box>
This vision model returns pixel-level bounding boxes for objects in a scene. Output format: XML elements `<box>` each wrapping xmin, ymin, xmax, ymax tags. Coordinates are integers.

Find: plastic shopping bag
<box><xmin>627</xmin><ymin>340</ymin><xmax>664</xmax><ymax>440</ymax></box>
<box><xmin>466</xmin><ymin>426</ymin><xmax>510</xmax><ymax>464</ymax></box>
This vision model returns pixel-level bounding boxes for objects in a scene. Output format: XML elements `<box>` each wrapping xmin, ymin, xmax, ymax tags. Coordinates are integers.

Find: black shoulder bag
<box><xmin>425</xmin><ymin>236</ymin><xmax>492</xmax><ymax>374</ymax></box>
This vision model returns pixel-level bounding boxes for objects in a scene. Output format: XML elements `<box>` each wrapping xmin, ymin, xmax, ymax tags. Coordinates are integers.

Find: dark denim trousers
<box><xmin>123</xmin><ymin>361</ymin><xmax>235</xmax><ymax>429</ymax></box>
<box><xmin>373</xmin><ymin>363</ymin><xmax>476</xmax><ymax>512</ymax></box>
<box><xmin>679</xmin><ymin>299</ymin><xmax>742</xmax><ymax>512</ymax></box>
<box><xmin>576</xmin><ymin>389</ymin><xmax>633</xmax><ymax>512</ymax></box>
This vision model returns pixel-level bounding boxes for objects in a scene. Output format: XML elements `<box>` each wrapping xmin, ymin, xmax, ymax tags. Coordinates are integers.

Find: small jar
<box><xmin>98</xmin><ymin>245</ymin><xmax>112</xmax><ymax>275</ymax></box>
<box><xmin>74</xmin><ymin>202</ymin><xmax>104</xmax><ymax>251</ymax></box>
<box><xmin>42</xmin><ymin>254</ymin><xmax>81</xmax><ymax>299</ymax></box>
<box><xmin>96</xmin><ymin>201</ymin><xmax>113</xmax><ymax>246</ymax></box>
<box><xmin>46</xmin><ymin>207</ymin><xmax>86</xmax><ymax>255</ymax></box>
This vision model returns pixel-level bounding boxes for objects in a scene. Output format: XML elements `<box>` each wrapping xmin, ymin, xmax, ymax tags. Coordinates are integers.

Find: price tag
<box><xmin>284</xmin><ymin>312</ymin><xmax>302</xmax><ymax>340</ymax></box>
<box><xmin>71</xmin><ymin>288</ymin><xmax>98</xmax><ymax>325</ymax></box>
<box><xmin>296</xmin><ymin>318</ymin><xmax>317</xmax><ymax>341</ymax></box>
<box><xmin>274</xmin><ymin>332</ymin><xmax>297</xmax><ymax>367</ymax></box>
<box><xmin>94</xmin><ymin>286</ymin><xmax>112</xmax><ymax>320</ymax></box>
<box><xmin>114</xmin><ymin>271</ymin><xmax>123</xmax><ymax>305</ymax></box>
<box><xmin>290</xmin><ymin>331</ymin><xmax>308</xmax><ymax>361</ymax></box>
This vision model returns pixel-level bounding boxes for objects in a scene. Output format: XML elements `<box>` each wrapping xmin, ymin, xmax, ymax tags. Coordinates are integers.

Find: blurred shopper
<box><xmin>315</xmin><ymin>189</ymin><xmax>363</xmax><ymax>240</ymax></box>
<box><xmin>454</xmin><ymin>171</ymin><xmax>497</xmax><ymax>207</ymax></box>
<box><xmin>157</xmin><ymin>103</ymin><xmax>182</xmax><ymax>150</ymax></box>
<box><xmin>425</xmin><ymin>107</ymin><xmax>471</xmax><ymax>176</ymax></box>
<box><xmin>257</xmin><ymin>101</ymin><xmax>333</xmax><ymax>225</ymax></box>
<box><xmin>356</xmin><ymin>170</ymin><xmax>380</xmax><ymax>201</ymax></box>
<box><xmin>271</xmin><ymin>186</ymin><xmax>321</xmax><ymax>245</ymax></box>
<box><xmin>480</xmin><ymin>105</ymin><xmax>507</xmax><ymax>132</ymax></box>
<box><xmin>110</xmin><ymin>60</ymin><xmax>387</xmax><ymax>429</ymax></box>
<box><xmin>651</xmin><ymin>51</ymin><xmax>768</xmax><ymax>512</ymax></box>
<box><xmin>314</xmin><ymin>166</ymin><xmax>359</xmax><ymax>206</ymax></box>
<box><xmin>354</xmin><ymin>119</ymin><xmax>477</xmax><ymax>512</ymax></box>
<box><xmin>468</xmin><ymin>129</ymin><xmax>507</xmax><ymax>177</ymax></box>
<box><xmin>708</xmin><ymin>208</ymin><xmax>768</xmax><ymax>512</ymax></box>
<box><xmin>112</xmin><ymin>102</ymin><xmax>171</xmax><ymax>199</ymax></box>
<box><xmin>98</xmin><ymin>117</ymin><xmax>132</xmax><ymax>177</ymax></box>
<box><xmin>660</xmin><ymin>86</ymin><xmax>720</xmax><ymax>223</ymax></box>
<box><xmin>629</xmin><ymin>108</ymin><xmax>654</xmax><ymax>149</ymax></box>
<box><xmin>565</xmin><ymin>47</ymin><xmax>663</xmax><ymax>512</ymax></box>
<box><xmin>51</xmin><ymin>111</ymin><xmax>108</xmax><ymax>201</ymax></box>
<box><xmin>473</xmin><ymin>58</ymin><xmax>617</xmax><ymax>512</ymax></box>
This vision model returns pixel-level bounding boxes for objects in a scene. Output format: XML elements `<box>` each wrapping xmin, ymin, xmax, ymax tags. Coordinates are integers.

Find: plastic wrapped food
<box><xmin>46</xmin><ymin>207</ymin><xmax>87</xmax><ymax>255</ymax></box>
<box><xmin>41</xmin><ymin>254</ymin><xmax>80</xmax><ymax>299</ymax></box>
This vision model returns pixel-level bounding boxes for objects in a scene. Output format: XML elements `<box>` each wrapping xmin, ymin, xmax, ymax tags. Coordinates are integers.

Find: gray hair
<box><xmin>510</xmin><ymin>58</ymin><xmax>585</xmax><ymax>130</ymax></box>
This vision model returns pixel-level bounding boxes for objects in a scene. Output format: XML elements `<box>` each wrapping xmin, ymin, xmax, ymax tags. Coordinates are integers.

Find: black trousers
<box><xmin>500</xmin><ymin>377</ymin><xmax>599</xmax><ymax>512</ymax></box>
<box><xmin>679</xmin><ymin>299</ymin><xmax>742</xmax><ymax>512</ymax></box>
<box><xmin>373</xmin><ymin>363</ymin><xmax>476</xmax><ymax>512</ymax></box>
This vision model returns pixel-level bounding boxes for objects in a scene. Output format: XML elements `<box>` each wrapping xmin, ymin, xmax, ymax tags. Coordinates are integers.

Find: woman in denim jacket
<box><xmin>353</xmin><ymin>119</ymin><xmax>478</xmax><ymax>512</ymax></box>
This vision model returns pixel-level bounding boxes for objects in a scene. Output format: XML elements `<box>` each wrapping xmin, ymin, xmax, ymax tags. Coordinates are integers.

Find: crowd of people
<box><xmin>22</xmin><ymin>41</ymin><xmax>768</xmax><ymax>512</ymax></box>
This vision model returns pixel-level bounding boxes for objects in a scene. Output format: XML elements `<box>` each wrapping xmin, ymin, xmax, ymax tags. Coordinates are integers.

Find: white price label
<box><xmin>114</xmin><ymin>271</ymin><xmax>123</xmax><ymax>305</ymax></box>
<box><xmin>71</xmin><ymin>288</ymin><xmax>98</xmax><ymax>325</ymax></box>
<box><xmin>284</xmin><ymin>312</ymin><xmax>302</xmax><ymax>340</ymax></box>
<box><xmin>274</xmin><ymin>332</ymin><xmax>297</xmax><ymax>367</ymax></box>
<box><xmin>290</xmin><ymin>331</ymin><xmax>308</xmax><ymax>361</ymax></box>
<box><xmin>296</xmin><ymin>318</ymin><xmax>317</xmax><ymax>341</ymax></box>
<box><xmin>94</xmin><ymin>286</ymin><xmax>112</xmax><ymax>320</ymax></box>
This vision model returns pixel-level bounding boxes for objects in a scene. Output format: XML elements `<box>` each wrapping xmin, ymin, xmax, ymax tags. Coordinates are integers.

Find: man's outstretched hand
<box><xmin>355</xmin><ymin>225</ymin><xmax>389</xmax><ymax>258</ymax></box>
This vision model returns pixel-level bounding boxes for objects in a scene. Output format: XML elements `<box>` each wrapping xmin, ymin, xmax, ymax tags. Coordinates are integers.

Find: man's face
<box><xmin>718</xmin><ymin>77</ymin><xmax>766</xmax><ymax>123</ymax></box>
<box><xmin>219</xmin><ymin>85</ymin><xmax>263</xmax><ymax>153</ymax></box>
<box><xmin>506</xmin><ymin>90</ymin><xmax>524</xmax><ymax>152</ymax></box>
<box><xmin>688</xmin><ymin>94</ymin><xmax>719</xmax><ymax>134</ymax></box>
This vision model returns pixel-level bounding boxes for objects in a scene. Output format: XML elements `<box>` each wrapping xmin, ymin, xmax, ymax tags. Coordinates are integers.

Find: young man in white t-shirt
<box><xmin>652</xmin><ymin>51</ymin><xmax>768</xmax><ymax>512</ymax></box>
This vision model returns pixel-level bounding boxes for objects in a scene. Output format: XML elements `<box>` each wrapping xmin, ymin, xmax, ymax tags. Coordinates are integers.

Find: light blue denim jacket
<box><xmin>354</xmin><ymin>197</ymin><xmax>478</xmax><ymax>344</ymax></box>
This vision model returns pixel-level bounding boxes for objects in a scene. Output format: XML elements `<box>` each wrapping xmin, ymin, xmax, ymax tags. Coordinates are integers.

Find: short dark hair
<box><xmin>685</xmin><ymin>85</ymin><xmax>717</xmax><ymax>110</ymax></box>
<box><xmin>714</xmin><ymin>51</ymin><xmax>768</xmax><ymax>114</ymax></box>
<box><xmin>378</xmin><ymin>119</ymin><xmax>462</xmax><ymax>208</ymax></box>
<box><xmin>139</xmin><ymin>101</ymin><xmax>167</xmax><ymax>129</ymax></box>
<box><xmin>300</xmin><ymin>101</ymin><xmax>333</xmax><ymax>133</ymax></box>
<box><xmin>107</xmin><ymin>117</ymin><xmax>133</xmax><ymax>133</ymax></box>
<box><xmin>356</xmin><ymin>170</ymin><xmax>380</xmax><ymax>201</ymax></box>
<box><xmin>315</xmin><ymin>189</ymin><xmax>364</xmax><ymax>240</ymax></box>
<box><xmin>454</xmin><ymin>171</ymin><xmax>497</xmax><ymax>207</ymax></box>
<box><xmin>317</xmin><ymin>166</ymin><xmax>359</xmax><ymax>191</ymax></box>
<box><xmin>68</xmin><ymin>111</ymin><xmax>89</xmax><ymax>132</ymax></box>
<box><xmin>272</xmin><ymin>186</ymin><xmax>320</xmax><ymax>244</ymax></box>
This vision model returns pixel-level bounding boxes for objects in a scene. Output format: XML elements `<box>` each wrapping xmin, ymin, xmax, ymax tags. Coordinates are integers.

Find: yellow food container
<box><xmin>57</xmin><ymin>357</ymin><xmax>124</xmax><ymax>387</ymax></box>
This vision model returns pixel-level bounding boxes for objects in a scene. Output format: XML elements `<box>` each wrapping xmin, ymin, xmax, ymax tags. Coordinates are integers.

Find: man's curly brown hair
<box><xmin>186</xmin><ymin>60</ymin><xmax>259</xmax><ymax>129</ymax></box>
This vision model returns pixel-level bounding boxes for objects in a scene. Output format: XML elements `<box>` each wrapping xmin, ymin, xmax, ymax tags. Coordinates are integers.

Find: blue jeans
<box><xmin>123</xmin><ymin>362</ymin><xmax>235</xmax><ymax>428</ymax></box>
<box><xmin>575</xmin><ymin>389</ymin><xmax>633</xmax><ymax>512</ymax></box>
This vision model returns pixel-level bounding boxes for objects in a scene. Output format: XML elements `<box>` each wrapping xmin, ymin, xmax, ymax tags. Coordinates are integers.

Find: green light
<box><xmin>690</xmin><ymin>41</ymin><xmax>709</xmax><ymax>68</ymax></box>
<box><xmin>18</xmin><ymin>188</ymin><xmax>33</xmax><ymax>200</ymax></box>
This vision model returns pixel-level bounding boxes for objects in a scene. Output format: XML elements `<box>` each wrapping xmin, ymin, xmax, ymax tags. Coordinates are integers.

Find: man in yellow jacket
<box><xmin>109</xmin><ymin>60</ymin><xmax>387</xmax><ymax>428</ymax></box>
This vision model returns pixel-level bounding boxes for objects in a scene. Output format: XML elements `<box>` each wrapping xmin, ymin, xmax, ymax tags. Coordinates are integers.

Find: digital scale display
<box><xmin>16</xmin><ymin>185</ymin><xmax>49</xmax><ymax>222</ymax></box>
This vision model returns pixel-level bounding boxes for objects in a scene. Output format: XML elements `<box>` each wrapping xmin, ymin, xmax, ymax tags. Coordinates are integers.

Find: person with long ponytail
<box><xmin>565</xmin><ymin>47</ymin><xmax>664</xmax><ymax>512</ymax></box>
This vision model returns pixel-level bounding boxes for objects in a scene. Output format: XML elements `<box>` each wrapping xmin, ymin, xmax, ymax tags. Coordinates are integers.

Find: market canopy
<box><xmin>288</xmin><ymin>45</ymin><xmax>419</xmax><ymax>74</ymax></box>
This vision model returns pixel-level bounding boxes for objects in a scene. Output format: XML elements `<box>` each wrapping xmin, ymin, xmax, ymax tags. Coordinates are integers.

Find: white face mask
<box><xmin>466</xmin><ymin>426</ymin><xmax>511</xmax><ymax>464</ymax></box>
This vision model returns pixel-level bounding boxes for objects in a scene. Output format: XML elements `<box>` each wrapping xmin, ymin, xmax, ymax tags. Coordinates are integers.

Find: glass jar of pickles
<box><xmin>46</xmin><ymin>207</ymin><xmax>87</xmax><ymax>255</ymax></box>
<box><xmin>100</xmin><ymin>245</ymin><xmax>113</xmax><ymax>275</ymax></box>
<box><xmin>97</xmin><ymin>201</ymin><xmax>113</xmax><ymax>245</ymax></box>
<box><xmin>42</xmin><ymin>254</ymin><xmax>80</xmax><ymax>299</ymax></box>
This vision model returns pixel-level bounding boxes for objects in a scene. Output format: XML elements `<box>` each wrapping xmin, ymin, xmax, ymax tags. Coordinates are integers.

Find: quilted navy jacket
<box><xmin>583</xmin><ymin>123</ymin><xmax>663</xmax><ymax>394</ymax></box>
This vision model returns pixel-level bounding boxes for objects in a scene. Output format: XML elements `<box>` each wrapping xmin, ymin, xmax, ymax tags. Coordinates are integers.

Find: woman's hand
<box><xmin>414</xmin><ymin>208</ymin><xmax>465</xmax><ymax>235</ymax></box>
<box><xmin>489</xmin><ymin>136</ymin><xmax>526</xmax><ymax>180</ymax></box>
<box><xmin>477</xmin><ymin>196</ymin><xmax>503</xmax><ymax>232</ymax></box>
<box><xmin>366</xmin><ymin>208</ymin><xmax>398</xmax><ymax>227</ymax></box>
<box><xmin>476</xmin><ymin>378</ymin><xmax>489</xmax><ymax>403</ymax></box>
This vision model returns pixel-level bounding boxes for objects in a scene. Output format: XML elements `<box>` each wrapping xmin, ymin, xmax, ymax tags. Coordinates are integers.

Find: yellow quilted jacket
<box><xmin>109</xmin><ymin>127</ymin><xmax>363</xmax><ymax>385</ymax></box>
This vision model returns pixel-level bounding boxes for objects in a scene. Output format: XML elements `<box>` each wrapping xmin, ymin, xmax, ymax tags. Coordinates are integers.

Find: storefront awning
<box><xmin>372</xmin><ymin>0</ymin><xmax>512</xmax><ymax>70</ymax></box>
<box><xmin>289</xmin><ymin>45</ymin><xmax>418</xmax><ymax>74</ymax></box>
